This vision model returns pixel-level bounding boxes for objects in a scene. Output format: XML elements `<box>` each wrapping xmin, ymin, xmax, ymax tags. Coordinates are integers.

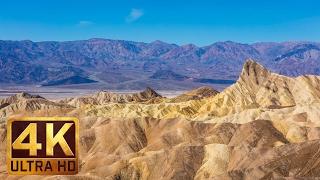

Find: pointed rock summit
<box><xmin>139</xmin><ymin>87</ymin><xmax>161</xmax><ymax>99</ymax></box>
<box><xmin>236</xmin><ymin>59</ymin><xmax>285</xmax><ymax>100</ymax></box>
<box><xmin>197</xmin><ymin>59</ymin><xmax>320</xmax><ymax>117</ymax></box>
<box><xmin>239</xmin><ymin>59</ymin><xmax>271</xmax><ymax>86</ymax></box>
<box><xmin>202</xmin><ymin>59</ymin><xmax>296</xmax><ymax>114</ymax></box>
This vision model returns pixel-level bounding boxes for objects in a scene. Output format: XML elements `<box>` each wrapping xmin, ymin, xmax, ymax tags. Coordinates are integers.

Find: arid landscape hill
<box><xmin>59</xmin><ymin>87</ymin><xmax>163</xmax><ymax>107</ymax></box>
<box><xmin>2</xmin><ymin>60</ymin><xmax>320</xmax><ymax>179</ymax></box>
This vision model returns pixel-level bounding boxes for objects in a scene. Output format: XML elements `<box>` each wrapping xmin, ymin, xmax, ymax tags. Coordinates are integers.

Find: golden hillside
<box><xmin>1</xmin><ymin>59</ymin><xmax>320</xmax><ymax>179</ymax></box>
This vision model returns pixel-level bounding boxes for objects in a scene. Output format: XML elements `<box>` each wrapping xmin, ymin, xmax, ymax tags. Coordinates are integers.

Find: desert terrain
<box><xmin>1</xmin><ymin>59</ymin><xmax>320</xmax><ymax>179</ymax></box>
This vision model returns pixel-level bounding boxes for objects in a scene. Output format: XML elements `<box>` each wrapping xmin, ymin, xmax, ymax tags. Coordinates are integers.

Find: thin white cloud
<box><xmin>77</xmin><ymin>20</ymin><xmax>94</xmax><ymax>27</ymax></box>
<box><xmin>126</xmin><ymin>9</ymin><xmax>144</xmax><ymax>23</ymax></box>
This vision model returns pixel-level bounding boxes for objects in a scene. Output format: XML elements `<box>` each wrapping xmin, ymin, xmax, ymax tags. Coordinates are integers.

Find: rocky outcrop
<box><xmin>196</xmin><ymin>59</ymin><xmax>320</xmax><ymax>118</ymax></box>
<box><xmin>0</xmin><ymin>92</ymin><xmax>74</xmax><ymax>118</ymax></box>
<box><xmin>61</xmin><ymin>87</ymin><xmax>163</xmax><ymax>107</ymax></box>
<box><xmin>170</xmin><ymin>86</ymin><xmax>219</xmax><ymax>103</ymax></box>
<box><xmin>0</xmin><ymin>92</ymin><xmax>44</xmax><ymax>106</ymax></box>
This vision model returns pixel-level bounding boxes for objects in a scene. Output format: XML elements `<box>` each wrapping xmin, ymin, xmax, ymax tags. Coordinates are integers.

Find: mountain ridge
<box><xmin>1</xmin><ymin>39</ymin><xmax>320</xmax><ymax>90</ymax></box>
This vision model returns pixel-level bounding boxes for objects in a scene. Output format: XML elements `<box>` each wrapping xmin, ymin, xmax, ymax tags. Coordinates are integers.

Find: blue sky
<box><xmin>0</xmin><ymin>0</ymin><xmax>320</xmax><ymax>45</ymax></box>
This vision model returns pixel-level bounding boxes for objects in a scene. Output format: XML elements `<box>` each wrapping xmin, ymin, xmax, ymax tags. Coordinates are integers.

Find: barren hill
<box><xmin>2</xmin><ymin>59</ymin><xmax>320</xmax><ymax>179</ymax></box>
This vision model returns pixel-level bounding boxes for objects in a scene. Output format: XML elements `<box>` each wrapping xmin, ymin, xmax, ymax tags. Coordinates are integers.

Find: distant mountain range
<box><xmin>1</xmin><ymin>39</ymin><xmax>320</xmax><ymax>90</ymax></box>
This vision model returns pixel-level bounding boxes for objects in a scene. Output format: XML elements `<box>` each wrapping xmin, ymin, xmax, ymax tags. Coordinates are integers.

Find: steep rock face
<box><xmin>199</xmin><ymin>60</ymin><xmax>294</xmax><ymax>116</ymax></box>
<box><xmin>197</xmin><ymin>59</ymin><xmax>320</xmax><ymax>118</ymax></box>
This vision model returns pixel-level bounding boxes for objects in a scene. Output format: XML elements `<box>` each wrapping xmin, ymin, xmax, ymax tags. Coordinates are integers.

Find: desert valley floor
<box><xmin>2</xmin><ymin>60</ymin><xmax>320</xmax><ymax>179</ymax></box>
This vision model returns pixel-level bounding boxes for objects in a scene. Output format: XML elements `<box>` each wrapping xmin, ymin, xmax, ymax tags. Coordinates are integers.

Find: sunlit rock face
<box><xmin>2</xmin><ymin>59</ymin><xmax>320</xmax><ymax>179</ymax></box>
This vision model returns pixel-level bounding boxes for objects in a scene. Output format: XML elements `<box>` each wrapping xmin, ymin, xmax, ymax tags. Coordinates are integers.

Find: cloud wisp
<box><xmin>77</xmin><ymin>20</ymin><xmax>94</xmax><ymax>27</ymax></box>
<box><xmin>126</xmin><ymin>9</ymin><xmax>144</xmax><ymax>23</ymax></box>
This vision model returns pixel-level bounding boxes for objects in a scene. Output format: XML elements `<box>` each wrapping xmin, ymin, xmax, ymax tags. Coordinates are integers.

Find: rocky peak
<box><xmin>240</xmin><ymin>59</ymin><xmax>269</xmax><ymax>78</ymax></box>
<box><xmin>0</xmin><ymin>92</ymin><xmax>44</xmax><ymax>107</ymax></box>
<box><xmin>140</xmin><ymin>87</ymin><xmax>161</xmax><ymax>98</ymax></box>
<box><xmin>15</xmin><ymin>92</ymin><xmax>44</xmax><ymax>99</ymax></box>
<box><xmin>239</xmin><ymin>59</ymin><xmax>271</xmax><ymax>88</ymax></box>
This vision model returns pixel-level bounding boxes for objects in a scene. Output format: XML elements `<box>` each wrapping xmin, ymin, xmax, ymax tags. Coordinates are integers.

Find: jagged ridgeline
<box><xmin>1</xmin><ymin>40</ymin><xmax>320</xmax><ymax>90</ymax></box>
<box><xmin>2</xmin><ymin>59</ymin><xmax>320</xmax><ymax>179</ymax></box>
